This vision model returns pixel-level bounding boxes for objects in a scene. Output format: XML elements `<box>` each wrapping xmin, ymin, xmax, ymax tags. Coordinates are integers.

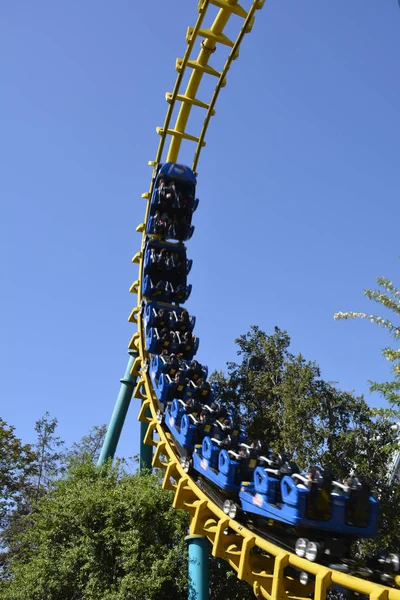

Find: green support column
<box><xmin>97</xmin><ymin>350</ymin><xmax>138</xmax><ymax>466</ymax></box>
<box><xmin>185</xmin><ymin>535</ymin><xmax>209</xmax><ymax>600</ymax></box>
<box><xmin>140</xmin><ymin>406</ymin><xmax>153</xmax><ymax>471</ymax></box>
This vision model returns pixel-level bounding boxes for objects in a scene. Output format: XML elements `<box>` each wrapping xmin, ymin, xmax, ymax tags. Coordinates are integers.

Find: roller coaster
<box><xmin>120</xmin><ymin>1</ymin><xmax>400</xmax><ymax>598</ymax></box>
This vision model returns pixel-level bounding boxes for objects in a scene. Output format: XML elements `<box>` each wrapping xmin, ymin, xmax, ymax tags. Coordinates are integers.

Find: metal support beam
<box><xmin>97</xmin><ymin>350</ymin><xmax>138</xmax><ymax>466</ymax></box>
<box><xmin>185</xmin><ymin>535</ymin><xmax>209</xmax><ymax>600</ymax></box>
<box><xmin>140</xmin><ymin>404</ymin><xmax>153</xmax><ymax>471</ymax></box>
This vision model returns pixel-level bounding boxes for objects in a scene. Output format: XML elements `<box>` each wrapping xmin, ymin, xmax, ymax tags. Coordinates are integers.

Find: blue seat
<box><xmin>150</xmin><ymin>189</ymin><xmax>199</xmax><ymax>219</ymax></box>
<box><xmin>192</xmin><ymin>438</ymin><xmax>242</xmax><ymax>493</ymax></box>
<box><xmin>253</xmin><ymin>467</ymin><xmax>280</xmax><ymax>504</ymax></box>
<box><xmin>230</xmin><ymin>425</ymin><xmax>247</xmax><ymax>448</ymax></box>
<box><xmin>178</xmin><ymin>334</ymin><xmax>199</xmax><ymax>360</ymax></box>
<box><xmin>199</xmin><ymin>436</ymin><xmax>220</xmax><ymax>470</ymax></box>
<box><xmin>168</xmin><ymin>308</ymin><xmax>196</xmax><ymax>333</ymax></box>
<box><xmin>143</xmin><ymin>275</ymin><xmax>192</xmax><ymax>304</ymax></box>
<box><xmin>146</xmin><ymin>216</ymin><xmax>195</xmax><ymax>242</ymax></box>
<box><xmin>149</xmin><ymin>188</ymin><xmax>163</xmax><ymax>217</ymax></box>
<box><xmin>142</xmin><ymin>275</ymin><xmax>168</xmax><ymax>302</ymax></box>
<box><xmin>182</xmin><ymin>380</ymin><xmax>197</xmax><ymax>403</ymax></box>
<box><xmin>164</xmin><ymin>405</ymin><xmax>199</xmax><ymax>452</ymax></box>
<box><xmin>146</xmin><ymin>327</ymin><xmax>179</xmax><ymax>354</ymax></box>
<box><xmin>144</xmin><ymin>303</ymin><xmax>171</xmax><ymax>332</ymax></box>
<box><xmin>218</xmin><ymin>449</ymin><xmax>241</xmax><ymax>488</ymax></box>
<box><xmin>150</xmin><ymin>354</ymin><xmax>185</xmax><ymax>384</ymax></box>
<box><xmin>146</xmin><ymin>328</ymin><xmax>161</xmax><ymax>354</ymax></box>
<box><xmin>170</xmin><ymin>398</ymin><xmax>187</xmax><ymax>428</ymax></box>
<box><xmin>192</xmin><ymin>380</ymin><xmax>213</xmax><ymax>404</ymax></box>
<box><xmin>143</xmin><ymin>302</ymin><xmax>196</xmax><ymax>338</ymax></box>
<box><xmin>157</xmin><ymin>373</ymin><xmax>186</xmax><ymax>403</ymax></box>
<box><xmin>185</xmin><ymin>361</ymin><xmax>208</xmax><ymax>383</ymax></box>
<box><xmin>143</xmin><ymin>240</ymin><xmax>190</xmax><ymax>281</ymax></box>
<box><xmin>179</xmin><ymin>413</ymin><xmax>199</xmax><ymax>448</ymax></box>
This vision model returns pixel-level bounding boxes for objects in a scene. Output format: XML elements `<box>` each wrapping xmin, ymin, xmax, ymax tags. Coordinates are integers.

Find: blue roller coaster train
<box><xmin>140</xmin><ymin>161</ymin><xmax>400</xmax><ymax>589</ymax></box>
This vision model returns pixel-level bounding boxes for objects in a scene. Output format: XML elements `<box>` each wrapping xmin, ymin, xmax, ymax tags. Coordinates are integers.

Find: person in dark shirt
<box><xmin>167</xmin><ymin>353</ymin><xmax>180</xmax><ymax>375</ymax></box>
<box><xmin>187</xmin><ymin>360</ymin><xmax>202</xmax><ymax>383</ymax></box>
<box><xmin>154</xmin><ymin>280</ymin><xmax>166</xmax><ymax>297</ymax></box>
<box><xmin>158</xmin><ymin>328</ymin><xmax>172</xmax><ymax>352</ymax></box>
<box><xmin>195</xmin><ymin>378</ymin><xmax>211</xmax><ymax>403</ymax></box>
<box><xmin>180</xmin><ymin>309</ymin><xmax>190</xmax><ymax>327</ymax></box>
<box><xmin>180</xmin><ymin>331</ymin><xmax>194</xmax><ymax>355</ymax></box>
<box><xmin>154</xmin><ymin>211</ymin><xmax>170</xmax><ymax>236</ymax></box>
<box><xmin>174</xmin><ymin>284</ymin><xmax>188</xmax><ymax>303</ymax></box>
<box><xmin>154</xmin><ymin>308</ymin><xmax>167</xmax><ymax>329</ymax></box>
<box><xmin>170</xmin><ymin>370</ymin><xmax>186</xmax><ymax>400</ymax></box>
<box><xmin>156</xmin><ymin>248</ymin><xmax>168</xmax><ymax>271</ymax></box>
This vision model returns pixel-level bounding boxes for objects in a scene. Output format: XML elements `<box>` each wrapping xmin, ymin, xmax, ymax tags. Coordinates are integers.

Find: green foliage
<box><xmin>64</xmin><ymin>424</ymin><xmax>107</xmax><ymax>468</ymax></box>
<box><xmin>33</xmin><ymin>412</ymin><xmax>64</xmax><ymax>501</ymax></box>
<box><xmin>209</xmin><ymin>558</ymin><xmax>255</xmax><ymax>599</ymax></box>
<box><xmin>0</xmin><ymin>413</ymin><xmax>66</xmax><ymax>577</ymax></box>
<box><xmin>212</xmin><ymin>325</ymin><xmax>400</xmax><ymax>553</ymax></box>
<box><xmin>334</xmin><ymin>272</ymin><xmax>400</xmax><ymax>407</ymax></box>
<box><xmin>334</xmin><ymin>267</ymin><xmax>400</xmax><ymax>551</ymax></box>
<box><xmin>0</xmin><ymin>463</ymin><xmax>189</xmax><ymax>600</ymax></box>
<box><xmin>211</xmin><ymin>326</ymin><xmax>390</xmax><ymax>477</ymax></box>
<box><xmin>0</xmin><ymin>418</ymin><xmax>37</xmax><ymax>529</ymax></box>
<box><xmin>0</xmin><ymin>460</ymin><xmax>256</xmax><ymax>600</ymax></box>
<box><xmin>3</xmin><ymin>316</ymin><xmax>400</xmax><ymax>595</ymax></box>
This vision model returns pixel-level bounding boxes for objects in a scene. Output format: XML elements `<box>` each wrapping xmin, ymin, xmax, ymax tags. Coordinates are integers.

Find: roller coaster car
<box><xmin>147</xmin><ymin>215</ymin><xmax>195</xmax><ymax>242</ymax></box>
<box><xmin>194</xmin><ymin>439</ymin><xmax>260</xmax><ymax>493</ymax></box>
<box><xmin>146</xmin><ymin>327</ymin><xmax>180</xmax><ymax>355</ymax></box>
<box><xmin>144</xmin><ymin>302</ymin><xmax>196</xmax><ymax>335</ymax></box>
<box><xmin>186</xmin><ymin>360</ymin><xmax>208</xmax><ymax>384</ymax></box>
<box><xmin>164</xmin><ymin>400</ymin><xmax>200</xmax><ymax>456</ymax></box>
<box><xmin>169</xmin><ymin>308</ymin><xmax>195</xmax><ymax>333</ymax></box>
<box><xmin>143</xmin><ymin>275</ymin><xmax>192</xmax><ymax>304</ymax></box>
<box><xmin>149</xmin><ymin>355</ymin><xmax>207</xmax><ymax>386</ymax></box>
<box><xmin>150</xmin><ymin>354</ymin><xmax>185</xmax><ymax>385</ymax></box>
<box><xmin>143</xmin><ymin>240</ymin><xmax>192</xmax><ymax>281</ymax></box>
<box><xmin>150</xmin><ymin>163</ymin><xmax>199</xmax><ymax>218</ymax></box>
<box><xmin>238</xmin><ymin>468</ymin><xmax>378</xmax><ymax>536</ymax></box>
<box><xmin>227</xmin><ymin>424</ymin><xmax>247</xmax><ymax>448</ymax></box>
<box><xmin>179</xmin><ymin>332</ymin><xmax>200</xmax><ymax>360</ymax></box>
<box><xmin>156</xmin><ymin>373</ymin><xmax>197</xmax><ymax>405</ymax></box>
<box><xmin>146</xmin><ymin>327</ymin><xmax>199</xmax><ymax>360</ymax></box>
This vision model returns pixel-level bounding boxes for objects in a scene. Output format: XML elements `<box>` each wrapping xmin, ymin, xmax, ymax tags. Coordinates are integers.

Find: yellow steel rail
<box><xmin>128</xmin><ymin>1</ymin><xmax>400</xmax><ymax>598</ymax></box>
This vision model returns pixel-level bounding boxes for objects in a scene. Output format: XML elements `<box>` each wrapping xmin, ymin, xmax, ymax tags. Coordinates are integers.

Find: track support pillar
<box><xmin>97</xmin><ymin>350</ymin><xmax>138</xmax><ymax>466</ymax></box>
<box><xmin>185</xmin><ymin>535</ymin><xmax>209</xmax><ymax>600</ymax></box>
<box><xmin>139</xmin><ymin>404</ymin><xmax>153</xmax><ymax>471</ymax></box>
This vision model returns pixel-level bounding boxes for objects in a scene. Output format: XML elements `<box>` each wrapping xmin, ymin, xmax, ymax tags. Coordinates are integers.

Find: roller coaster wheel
<box><xmin>223</xmin><ymin>499</ymin><xmax>240</xmax><ymax>520</ymax></box>
<box><xmin>388</xmin><ymin>553</ymin><xmax>400</xmax><ymax>573</ymax></box>
<box><xmin>180</xmin><ymin>456</ymin><xmax>193</xmax><ymax>475</ymax></box>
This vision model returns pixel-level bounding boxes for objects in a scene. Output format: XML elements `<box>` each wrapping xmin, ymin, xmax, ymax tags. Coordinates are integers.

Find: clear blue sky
<box><xmin>2</xmin><ymin>1</ymin><xmax>399</xmax><ymax>459</ymax></box>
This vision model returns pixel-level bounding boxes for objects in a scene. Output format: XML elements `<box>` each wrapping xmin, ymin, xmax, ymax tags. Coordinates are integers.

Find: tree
<box><xmin>0</xmin><ymin>462</ymin><xmax>188</xmax><ymax>600</ymax></box>
<box><xmin>210</xmin><ymin>326</ymin><xmax>390</xmax><ymax>477</ymax></box>
<box><xmin>333</xmin><ymin>268</ymin><xmax>400</xmax><ymax>552</ymax></box>
<box><xmin>0</xmin><ymin>414</ymin><xmax>65</xmax><ymax>578</ymax></box>
<box><xmin>0</xmin><ymin>418</ymin><xmax>37</xmax><ymax>577</ymax></box>
<box><xmin>0</xmin><ymin>418</ymin><xmax>37</xmax><ymax>530</ymax></box>
<box><xmin>334</xmin><ymin>271</ymin><xmax>400</xmax><ymax>408</ymax></box>
<box><xmin>33</xmin><ymin>412</ymin><xmax>64</xmax><ymax>500</ymax></box>
<box><xmin>211</xmin><ymin>325</ymin><xmax>400</xmax><ymax>554</ymax></box>
<box><xmin>0</xmin><ymin>461</ymin><xmax>254</xmax><ymax>600</ymax></box>
<box><xmin>64</xmin><ymin>424</ymin><xmax>107</xmax><ymax>468</ymax></box>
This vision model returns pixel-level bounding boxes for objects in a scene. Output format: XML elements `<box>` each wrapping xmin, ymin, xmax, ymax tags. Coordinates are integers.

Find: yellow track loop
<box><xmin>129</xmin><ymin>1</ymin><xmax>400</xmax><ymax>598</ymax></box>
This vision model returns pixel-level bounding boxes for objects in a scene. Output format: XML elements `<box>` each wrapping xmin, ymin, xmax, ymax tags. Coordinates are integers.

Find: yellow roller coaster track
<box><xmin>127</xmin><ymin>1</ymin><xmax>400</xmax><ymax>598</ymax></box>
